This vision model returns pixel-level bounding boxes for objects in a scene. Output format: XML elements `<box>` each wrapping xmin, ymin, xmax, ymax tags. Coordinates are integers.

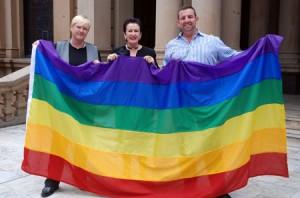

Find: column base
<box><xmin>154</xmin><ymin>48</ymin><xmax>165</xmax><ymax>67</ymax></box>
<box><xmin>0</xmin><ymin>48</ymin><xmax>22</xmax><ymax>58</ymax></box>
<box><xmin>0</xmin><ymin>58</ymin><xmax>30</xmax><ymax>77</ymax></box>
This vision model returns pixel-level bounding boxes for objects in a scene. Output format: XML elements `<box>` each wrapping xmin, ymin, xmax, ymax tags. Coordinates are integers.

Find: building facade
<box><xmin>1</xmin><ymin>0</ymin><xmax>300</xmax><ymax>93</ymax></box>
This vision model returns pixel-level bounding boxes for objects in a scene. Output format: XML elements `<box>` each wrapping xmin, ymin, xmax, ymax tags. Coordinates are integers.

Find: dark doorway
<box><xmin>240</xmin><ymin>0</ymin><xmax>279</xmax><ymax>50</ymax></box>
<box><xmin>240</xmin><ymin>0</ymin><xmax>250</xmax><ymax>50</ymax></box>
<box><xmin>24</xmin><ymin>0</ymin><xmax>53</xmax><ymax>57</ymax></box>
<box><xmin>134</xmin><ymin>0</ymin><xmax>156</xmax><ymax>48</ymax></box>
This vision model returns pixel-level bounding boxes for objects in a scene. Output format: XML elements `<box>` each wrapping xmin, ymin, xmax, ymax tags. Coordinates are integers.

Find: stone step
<box><xmin>287</xmin><ymin>129</ymin><xmax>300</xmax><ymax>139</ymax></box>
<box><xmin>286</xmin><ymin>118</ymin><xmax>300</xmax><ymax>131</ymax></box>
<box><xmin>284</xmin><ymin>94</ymin><xmax>300</xmax><ymax>138</ymax></box>
<box><xmin>285</xmin><ymin>106</ymin><xmax>300</xmax><ymax>131</ymax></box>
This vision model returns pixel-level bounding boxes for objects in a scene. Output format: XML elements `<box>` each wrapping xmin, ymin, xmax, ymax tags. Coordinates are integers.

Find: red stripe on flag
<box><xmin>22</xmin><ymin>148</ymin><xmax>288</xmax><ymax>198</ymax></box>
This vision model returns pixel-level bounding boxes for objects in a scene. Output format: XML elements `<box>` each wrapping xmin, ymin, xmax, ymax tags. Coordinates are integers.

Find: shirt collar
<box><xmin>177</xmin><ymin>31</ymin><xmax>203</xmax><ymax>40</ymax></box>
<box><xmin>69</xmin><ymin>40</ymin><xmax>86</xmax><ymax>49</ymax></box>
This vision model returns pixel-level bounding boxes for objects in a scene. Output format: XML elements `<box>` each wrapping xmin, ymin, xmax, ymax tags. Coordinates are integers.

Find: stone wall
<box><xmin>0</xmin><ymin>66</ymin><xmax>29</xmax><ymax>128</ymax></box>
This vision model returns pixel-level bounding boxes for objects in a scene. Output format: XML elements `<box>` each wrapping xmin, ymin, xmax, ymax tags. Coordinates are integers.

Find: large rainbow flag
<box><xmin>22</xmin><ymin>35</ymin><xmax>288</xmax><ymax>198</ymax></box>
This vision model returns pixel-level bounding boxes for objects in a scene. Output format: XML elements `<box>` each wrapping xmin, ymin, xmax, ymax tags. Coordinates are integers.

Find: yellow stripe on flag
<box><xmin>28</xmin><ymin>99</ymin><xmax>286</xmax><ymax>157</ymax></box>
<box><xmin>25</xmin><ymin>122</ymin><xmax>286</xmax><ymax>181</ymax></box>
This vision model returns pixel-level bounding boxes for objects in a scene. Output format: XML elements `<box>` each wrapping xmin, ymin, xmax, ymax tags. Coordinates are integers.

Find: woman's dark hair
<box><xmin>123</xmin><ymin>17</ymin><xmax>142</xmax><ymax>33</ymax></box>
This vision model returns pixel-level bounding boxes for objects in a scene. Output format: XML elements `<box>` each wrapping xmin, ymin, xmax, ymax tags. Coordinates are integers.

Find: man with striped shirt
<box><xmin>163</xmin><ymin>6</ymin><xmax>239</xmax><ymax>66</ymax></box>
<box><xmin>164</xmin><ymin>5</ymin><xmax>235</xmax><ymax>198</ymax></box>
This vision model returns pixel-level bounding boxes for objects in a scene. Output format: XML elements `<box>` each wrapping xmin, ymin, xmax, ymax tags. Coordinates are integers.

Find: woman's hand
<box><xmin>144</xmin><ymin>55</ymin><xmax>155</xmax><ymax>64</ymax></box>
<box><xmin>107</xmin><ymin>53</ymin><xmax>118</xmax><ymax>61</ymax></box>
<box><xmin>93</xmin><ymin>60</ymin><xmax>100</xmax><ymax>64</ymax></box>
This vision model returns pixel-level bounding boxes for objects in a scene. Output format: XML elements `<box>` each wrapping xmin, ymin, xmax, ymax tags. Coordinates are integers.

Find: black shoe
<box><xmin>217</xmin><ymin>194</ymin><xmax>231</xmax><ymax>198</ymax></box>
<box><xmin>41</xmin><ymin>185</ymin><xmax>59</xmax><ymax>197</ymax></box>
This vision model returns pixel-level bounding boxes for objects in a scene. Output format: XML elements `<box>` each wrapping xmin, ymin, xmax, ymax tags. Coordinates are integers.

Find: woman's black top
<box><xmin>68</xmin><ymin>44</ymin><xmax>88</xmax><ymax>66</ymax></box>
<box><xmin>54</xmin><ymin>43</ymin><xmax>101</xmax><ymax>66</ymax></box>
<box><xmin>113</xmin><ymin>46</ymin><xmax>157</xmax><ymax>66</ymax></box>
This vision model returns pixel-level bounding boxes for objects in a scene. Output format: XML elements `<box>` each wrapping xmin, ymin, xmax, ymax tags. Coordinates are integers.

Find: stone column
<box><xmin>248</xmin><ymin>0</ymin><xmax>271</xmax><ymax>45</ymax></box>
<box><xmin>77</xmin><ymin>0</ymin><xmax>112</xmax><ymax>59</ymax></box>
<box><xmin>278</xmin><ymin>0</ymin><xmax>300</xmax><ymax>94</ymax></box>
<box><xmin>53</xmin><ymin>0</ymin><xmax>75</xmax><ymax>42</ymax></box>
<box><xmin>0</xmin><ymin>0</ymin><xmax>6</xmax><ymax>57</ymax></box>
<box><xmin>279</xmin><ymin>0</ymin><xmax>300</xmax><ymax>55</ymax></box>
<box><xmin>2</xmin><ymin>0</ymin><xmax>23</xmax><ymax>58</ymax></box>
<box><xmin>221</xmin><ymin>0</ymin><xmax>241</xmax><ymax>49</ymax></box>
<box><xmin>3</xmin><ymin>0</ymin><xmax>14</xmax><ymax>57</ymax></box>
<box><xmin>113</xmin><ymin>0</ymin><xmax>134</xmax><ymax>48</ymax></box>
<box><xmin>155</xmin><ymin>0</ymin><xmax>181</xmax><ymax>65</ymax></box>
<box><xmin>192</xmin><ymin>0</ymin><xmax>222</xmax><ymax>36</ymax></box>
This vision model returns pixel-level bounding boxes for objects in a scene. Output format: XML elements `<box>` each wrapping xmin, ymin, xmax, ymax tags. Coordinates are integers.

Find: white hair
<box><xmin>71</xmin><ymin>15</ymin><xmax>91</xmax><ymax>29</ymax></box>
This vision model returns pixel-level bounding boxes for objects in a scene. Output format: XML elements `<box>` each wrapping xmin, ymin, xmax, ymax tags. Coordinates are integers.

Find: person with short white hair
<box><xmin>40</xmin><ymin>15</ymin><xmax>100</xmax><ymax>197</ymax></box>
<box><xmin>55</xmin><ymin>15</ymin><xmax>100</xmax><ymax>66</ymax></box>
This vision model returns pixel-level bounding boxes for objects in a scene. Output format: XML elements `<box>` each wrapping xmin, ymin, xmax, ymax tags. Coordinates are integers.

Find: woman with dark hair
<box><xmin>107</xmin><ymin>17</ymin><xmax>157</xmax><ymax>66</ymax></box>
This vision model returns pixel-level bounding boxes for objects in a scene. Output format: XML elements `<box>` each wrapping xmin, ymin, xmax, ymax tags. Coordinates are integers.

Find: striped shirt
<box><xmin>163</xmin><ymin>32</ymin><xmax>239</xmax><ymax>65</ymax></box>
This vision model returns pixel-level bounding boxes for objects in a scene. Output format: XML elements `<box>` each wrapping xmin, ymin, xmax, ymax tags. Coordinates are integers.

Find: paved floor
<box><xmin>1</xmin><ymin>124</ymin><xmax>300</xmax><ymax>198</ymax></box>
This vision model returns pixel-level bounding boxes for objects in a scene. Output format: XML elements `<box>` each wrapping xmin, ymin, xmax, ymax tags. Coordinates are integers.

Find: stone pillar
<box><xmin>192</xmin><ymin>0</ymin><xmax>222</xmax><ymax>36</ymax></box>
<box><xmin>113</xmin><ymin>0</ymin><xmax>134</xmax><ymax>48</ymax></box>
<box><xmin>1</xmin><ymin>0</ymin><xmax>23</xmax><ymax>58</ymax></box>
<box><xmin>248</xmin><ymin>0</ymin><xmax>271</xmax><ymax>45</ymax></box>
<box><xmin>53</xmin><ymin>0</ymin><xmax>75</xmax><ymax>42</ymax></box>
<box><xmin>155</xmin><ymin>0</ymin><xmax>181</xmax><ymax>64</ymax></box>
<box><xmin>0</xmin><ymin>0</ymin><xmax>6</xmax><ymax>57</ymax></box>
<box><xmin>77</xmin><ymin>0</ymin><xmax>112</xmax><ymax>57</ymax></box>
<box><xmin>221</xmin><ymin>0</ymin><xmax>241</xmax><ymax>49</ymax></box>
<box><xmin>278</xmin><ymin>0</ymin><xmax>300</xmax><ymax>94</ymax></box>
<box><xmin>279</xmin><ymin>0</ymin><xmax>300</xmax><ymax>54</ymax></box>
<box><xmin>4</xmin><ymin>0</ymin><xmax>14</xmax><ymax>57</ymax></box>
<box><xmin>182</xmin><ymin>0</ymin><xmax>192</xmax><ymax>5</ymax></box>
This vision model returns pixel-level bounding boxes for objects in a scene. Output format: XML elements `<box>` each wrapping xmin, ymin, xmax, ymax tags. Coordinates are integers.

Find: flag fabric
<box><xmin>22</xmin><ymin>35</ymin><xmax>288</xmax><ymax>198</ymax></box>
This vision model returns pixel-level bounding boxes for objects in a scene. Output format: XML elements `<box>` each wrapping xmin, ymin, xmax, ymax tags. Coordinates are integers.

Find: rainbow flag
<box><xmin>22</xmin><ymin>35</ymin><xmax>288</xmax><ymax>198</ymax></box>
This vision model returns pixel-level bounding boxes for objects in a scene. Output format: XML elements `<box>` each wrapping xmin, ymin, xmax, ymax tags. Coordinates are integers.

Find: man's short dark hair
<box><xmin>177</xmin><ymin>5</ymin><xmax>197</xmax><ymax>19</ymax></box>
<box><xmin>123</xmin><ymin>17</ymin><xmax>142</xmax><ymax>33</ymax></box>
